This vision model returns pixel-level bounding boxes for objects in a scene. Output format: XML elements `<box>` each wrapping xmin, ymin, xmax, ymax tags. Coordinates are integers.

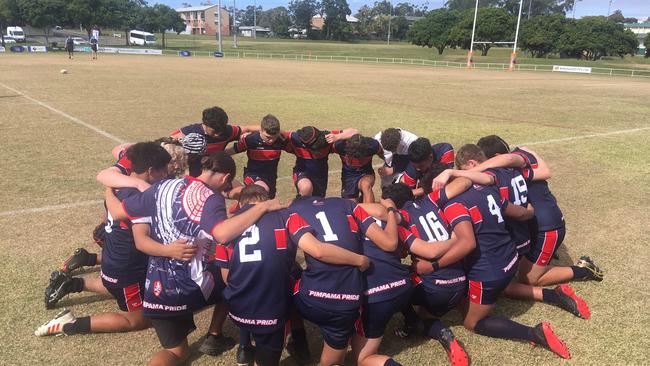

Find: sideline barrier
<box><xmin>28</xmin><ymin>46</ymin><xmax>47</xmax><ymax>53</ymax></box>
<box><xmin>0</xmin><ymin>46</ymin><xmax>4</xmax><ymax>53</ymax></box>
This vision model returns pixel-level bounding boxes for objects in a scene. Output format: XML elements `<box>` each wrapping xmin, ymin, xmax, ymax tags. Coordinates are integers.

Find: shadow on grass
<box><xmin>56</xmin><ymin>293</ymin><xmax>112</xmax><ymax>308</ymax></box>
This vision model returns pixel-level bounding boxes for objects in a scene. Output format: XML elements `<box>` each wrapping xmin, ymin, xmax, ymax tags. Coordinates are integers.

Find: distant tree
<box><xmin>450</xmin><ymin>7</ymin><xmax>516</xmax><ymax>56</ymax></box>
<box><xmin>608</xmin><ymin>10</ymin><xmax>637</xmax><ymax>23</ymax></box>
<box><xmin>499</xmin><ymin>0</ymin><xmax>578</xmax><ymax>17</ymax></box>
<box><xmin>354</xmin><ymin>4</ymin><xmax>372</xmax><ymax>38</ymax></box>
<box><xmin>66</xmin><ymin>0</ymin><xmax>127</xmax><ymax>37</ymax></box>
<box><xmin>1</xmin><ymin>0</ymin><xmax>26</xmax><ymax>46</ymax></box>
<box><xmin>557</xmin><ymin>16</ymin><xmax>638</xmax><ymax>60</ymax></box>
<box><xmin>121</xmin><ymin>0</ymin><xmax>146</xmax><ymax>46</ymax></box>
<box><xmin>320</xmin><ymin>0</ymin><xmax>351</xmax><ymax>40</ymax></box>
<box><xmin>520</xmin><ymin>13</ymin><xmax>567</xmax><ymax>57</ymax></box>
<box><xmin>369</xmin><ymin>0</ymin><xmax>391</xmax><ymax>17</ymax></box>
<box><xmin>19</xmin><ymin>0</ymin><xmax>67</xmax><ymax>45</ymax></box>
<box><xmin>407</xmin><ymin>8</ymin><xmax>459</xmax><ymax>54</ymax></box>
<box><xmin>288</xmin><ymin>0</ymin><xmax>319</xmax><ymax>38</ymax></box>
<box><xmin>181</xmin><ymin>2</ymin><xmax>192</xmax><ymax>7</ymax></box>
<box><xmin>258</xmin><ymin>6</ymin><xmax>291</xmax><ymax>37</ymax></box>
<box><xmin>393</xmin><ymin>2</ymin><xmax>427</xmax><ymax>16</ymax></box>
<box><xmin>445</xmin><ymin>0</ymin><xmax>499</xmax><ymax>11</ymax></box>
<box><xmin>240</xmin><ymin>5</ymin><xmax>262</xmax><ymax>26</ymax></box>
<box><xmin>139</xmin><ymin>4</ymin><xmax>184</xmax><ymax>48</ymax></box>
<box><xmin>390</xmin><ymin>15</ymin><xmax>409</xmax><ymax>40</ymax></box>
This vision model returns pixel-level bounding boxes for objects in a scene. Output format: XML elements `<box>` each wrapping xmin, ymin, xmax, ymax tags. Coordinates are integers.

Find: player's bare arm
<box><xmin>363</xmin><ymin>206</ymin><xmax>399</xmax><ymax>252</ymax></box>
<box><xmin>240</xmin><ymin>124</ymin><xmax>261</xmax><ymax>133</ymax></box>
<box><xmin>297</xmin><ymin>233</ymin><xmax>370</xmax><ymax>272</ymax></box>
<box><xmin>518</xmin><ymin>146</ymin><xmax>552</xmax><ymax>181</ymax></box>
<box><xmin>325</xmin><ymin>127</ymin><xmax>358</xmax><ymax>143</ymax></box>
<box><xmin>504</xmin><ymin>202</ymin><xmax>535</xmax><ymax>221</ymax></box>
<box><xmin>132</xmin><ymin>223</ymin><xmax>196</xmax><ymax>261</ymax></box>
<box><xmin>104</xmin><ymin>188</ymin><xmax>128</xmax><ymax>220</ymax></box>
<box><xmin>433</xmin><ymin>169</ymin><xmax>494</xmax><ymax>190</ymax></box>
<box><xmin>210</xmin><ymin>199</ymin><xmax>287</xmax><ymax>243</ymax></box>
<box><xmin>435</xmin><ymin>221</ymin><xmax>476</xmax><ymax>269</ymax></box>
<box><xmin>96</xmin><ymin>166</ymin><xmax>150</xmax><ymax>192</ymax></box>
<box><xmin>408</xmin><ymin>235</ymin><xmax>458</xmax><ymax>261</ymax></box>
<box><xmin>470</xmin><ymin>153</ymin><xmax>526</xmax><ymax>172</ymax></box>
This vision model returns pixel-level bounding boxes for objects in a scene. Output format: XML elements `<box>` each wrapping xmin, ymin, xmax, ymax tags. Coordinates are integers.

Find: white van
<box><xmin>6</xmin><ymin>27</ymin><xmax>25</xmax><ymax>42</ymax></box>
<box><xmin>129</xmin><ymin>30</ymin><xmax>156</xmax><ymax>46</ymax></box>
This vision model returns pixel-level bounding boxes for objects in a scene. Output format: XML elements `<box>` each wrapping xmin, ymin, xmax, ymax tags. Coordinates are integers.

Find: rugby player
<box><xmin>400</xmin><ymin>137</ymin><xmax>455</xmax><ymax>197</ymax></box>
<box><xmin>374</xmin><ymin>128</ymin><xmax>419</xmax><ymax>188</ymax></box>
<box><xmin>332</xmin><ymin>133</ymin><xmax>384</xmax><ymax>203</ymax></box>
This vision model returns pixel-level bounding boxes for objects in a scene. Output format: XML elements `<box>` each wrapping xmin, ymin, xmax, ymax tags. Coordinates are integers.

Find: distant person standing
<box><xmin>65</xmin><ymin>36</ymin><xmax>74</xmax><ymax>59</ymax></box>
<box><xmin>90</xmin><ymin>26</ymin><xmax>99</xmax><ymax>60</ymax></box>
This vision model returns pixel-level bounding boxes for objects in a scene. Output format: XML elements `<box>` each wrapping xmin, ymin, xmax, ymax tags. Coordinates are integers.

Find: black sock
<box><xmin>384</xmin><ymin>359</ymin><xmax>403</xmax><ymax>366</ymax></box>
<box><xmin>88</xmin><ymin>253</ymin><xmax>98</xmax><ymax>266</ymax></box>
<box><xmin>571</xmin><ymin>266</ymin><xmax>590</xmax><ymax>279</ymax></box>
<box><xmin>425</xmin><ymin>318</ymin><xmax>444</xmax><ymax>340</ymax></box>
<box><xmin>239</xmin><ymin>329</ymin><xmax>252</xmax><ymax>347</ymax></box>
<box><xmin>401</xmin><ymin>305</ymin><xmax>420</xmax><ymax>326</ymax></box>
<box><xmin>474</xmin><ymin>316</ymin><xmax>535</xmax><ymax>342</ymax></box>
<box><xmin>70</xmin><ymin>278</ymin><xmax>85</xmax><ymax>293</ymax></box>
<box><xmin>542</xmin><ymin>288</ymin><xmax>560</xmax><ymax>304</ymax></box>
<box><xmin>62</xmin><ymin>316</ymin><xmax>91</xmax><ymax>335</ymax></box>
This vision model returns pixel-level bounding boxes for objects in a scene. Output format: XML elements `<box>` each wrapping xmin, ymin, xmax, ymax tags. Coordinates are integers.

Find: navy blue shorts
<box><xmin>248</xmin><ymin>326</ymin><xmax>286</xmax><ymax>352</ymax></box>
<box><xmin>150</xmin><ymin>314</ymin><xmax>196</xmax><ymax>349</ymax></box>
<box><xmin>294</xmin><ymin>294</ymin><xmax>358</xmax><ymax>349</ymax></box>
<box><xmin>341</xmin><ymin>169</ymin><xmax>374</xmax><ymax>199</ymax></box>
<box><xmin>243</xmin><ymin>172</ymin><xmax>277</xmax><ymax>199</ymax></box>
<box><xmin>467</xmin><ymin>273</ymin><xmax>515</xmax><ymax>305</ymax></box>
<box><xmin>525</xmin><ymin>226</ymin><xmax>566</xmax><ymax>266</ymax></box>
<box><xmin>293</xmin><ymin>170</ymin><xmax>328</xmax><ymax>197</ymax></box>
<box><xmin>102</xmin><ymin>277</ymin><xmax>145</xmax><ymax>312</ymax></box>
<box><xmin>411</xmin><ymin>285</ymin><xmax>464</xmax><ymax>317</ymax></box>
<box><xmin>357</xmin><ymin>288</ymin><xmax>412</xmax><ymax>339</ymax></box>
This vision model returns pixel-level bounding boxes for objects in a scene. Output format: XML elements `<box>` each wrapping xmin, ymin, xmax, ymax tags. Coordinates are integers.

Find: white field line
<box><xmin>0</xmin><ymin>200</ymin><xmax>103</xmax><ymax>217</ymax></box>
<box><xmin>0</xmin><ymin>82</ymin><xmax>127</xmax><ymax>144</ymax></box>
<box><xmin>518</xmin><ymin>126</ymin><xmax>650</xmax><ymax>146</ymax></box>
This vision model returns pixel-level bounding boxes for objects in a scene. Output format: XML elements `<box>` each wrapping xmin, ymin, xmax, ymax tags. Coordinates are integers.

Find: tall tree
<box><xmin>557</xmin><ymin>16</ymin><xmax>638</xmax><ymax>60</ymax></box>
<box><xmin>321</xmin><ymin>0</ymin><xmax>351</xmax><ymax>40</ymax></box>
<box><xmin>520</xmin><ymin>13</ymin><xmax>568</xmax><ymax>57</ymax></box>
<box><xmin>289</xmin><ymin>0</ymin><xmax>319</xmax><ymax>37</ymax></box>
<box><xmin>19</xmin><ymin>0</ymin><xmax>67</xmax><ymax>45</ymax></box>
<box><xmin>240</xmin><ymin>5</ymin><xmax>262</xmax><ymax>26</ymax></box>
<box><xmin>259</xmin><ymin>6</ymin><xmax>291</xmax><ymax>37</ymax></box>
<box><xmin>407</xmin><ymin>8</ymin><xmax>459</xmax><ymax>54</ymax></box>
<box><xmin>445</xmin><ymin>0</ymin><xmax>499</xmax><ymax>11</ymax></box>
<box><xmin>449</xmin><ymin>7</ymin><xmax>516</xmax><ymax>56</ymax></box>
<box><xmin>0</xmin><ymin>0</ymin><xmax>25</xmax><ymax>46</ymax></box>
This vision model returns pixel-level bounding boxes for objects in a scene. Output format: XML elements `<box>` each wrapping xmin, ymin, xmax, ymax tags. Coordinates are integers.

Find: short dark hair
<box><xmin>200</xmin><ymin>151</ymin><xmax>236</xmax><ymax>179</ymax></box>
<box><xmin>261</xmin><ymin>114</ymin><xmax>280</xmax><ymax>135</ymax></box>
<box><xmin>381</xmin><ymin>183</ymin><xmax>414</xmax><ymax>209</ymax></box>
<box><xmin>477</xmin><ymin>135</ymin><xmax>510</xmax><ymax>159</ymax></box>
<box><xmin>455</xmin><ymin>144</ymin><xmax>486</xmax><ymax>167</ymax></box>
<box><xmin>419</xmin><ymin>162</ymin><xmax>449</xmax><ymax>194</ymax></box>
<box><xmin>238</xmin><ymin>184</ymin><xmax>270</xmax><ymax>206</ymax></box>
<box><xmin>297</xmin><ymin>126</ymin><xmax>328</xmax><ymax>150</ymax></box>
<box><xmin>408</xmin><ymin>137</ymin><xmax>432</xmax><ymax>163</ymax></box>
<box><xmin>126</xmin><ymin>142</ymin><xmax>171</xmax><ymax>174</ymax></box>
<box><xmin>202</xmin><ymin>106</ymin><xmax>229</xmax><ymax>134</ymax></box>
<box><xmin>344</xmin><ymin>134</ymin><xmax>371</xmax><ymax>158</ymax></box>
<box><xmin>380</xmin><ymin>128</ymin><xmax>401</xmax><ymax>152</ymax></box>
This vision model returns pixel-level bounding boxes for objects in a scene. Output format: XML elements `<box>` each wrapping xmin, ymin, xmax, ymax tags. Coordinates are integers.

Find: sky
<box><xmin>158</xmin><ymin>0</ymin><xmax>650</xmax><ymax>20</ymax></box>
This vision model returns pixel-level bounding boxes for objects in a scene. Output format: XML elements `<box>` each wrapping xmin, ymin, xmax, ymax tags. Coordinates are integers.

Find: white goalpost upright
<box><xmin>466</xmin><ymin>0</ymin><xmax>525</xmax><ymax>71</ymax></box>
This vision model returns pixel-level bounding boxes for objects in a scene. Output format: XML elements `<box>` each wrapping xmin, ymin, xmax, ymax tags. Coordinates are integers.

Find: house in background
<box><xmin>175</xmin><ymin>5</ymin><xmax>230</xmax><ymax>36</ymax></box>
<box><xmin>624</xmin><ymin>22</ymin><xmax>649</xmax><ymax>55</ymax></box>
<box><xmin>238</xmin><ymin>26</ymin><xmax>272</xmax><ymax>38</ymax></box>
<box><xmin>311</xmin><ymin>14</ymin><xmax>359</xmax><ymax>30</ymax></box>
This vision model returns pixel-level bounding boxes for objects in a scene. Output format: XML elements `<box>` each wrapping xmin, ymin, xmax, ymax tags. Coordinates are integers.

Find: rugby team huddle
<box><xmin>36</xmin><ymin>106</ymin><xmax>604</xmax><ymax>366</ymax></box>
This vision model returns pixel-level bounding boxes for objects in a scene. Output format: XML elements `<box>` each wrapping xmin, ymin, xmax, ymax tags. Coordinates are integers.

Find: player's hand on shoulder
<box><xmin>325</xmin><ymin>133</ymin><xmax>338</xmax><ymax>143</ymax></box>
<box><xmin>136</xmin><ymin>180</ymin><xmax>151</xmax><ymax>192</ymax></box>
<box><xmin>380</xmin><ymin>198</ymin><xmax>396</xmax><ymax>209</ymax></box>
<box><xmin>432</xmin><ymin>169</ymin><xmax>452</xmax><ymax>190</ymax></box>
<box><xmin>263</xmin><ymin>198</ymin><xmax>288</xmax><ymax>212</ymax></box>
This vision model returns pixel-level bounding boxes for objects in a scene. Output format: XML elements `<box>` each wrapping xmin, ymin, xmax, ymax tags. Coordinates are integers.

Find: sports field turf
<box><xmin>1</xmin><ymin>53</ymin><xmax>649</xmax><ymax>365</ymax></box>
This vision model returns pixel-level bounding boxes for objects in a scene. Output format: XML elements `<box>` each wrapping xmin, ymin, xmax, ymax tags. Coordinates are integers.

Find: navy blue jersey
<box><xmin>402</xmin><ymin>142</ymin><xmax>455</xmax><ymax>189</ymax></box>
<box><xmin>175</xmin><ymin>123</ymin><xmax>242</xmax><ymax>176</ymax></box>
<box><xmin>233</xmin><ymin>131</ymin><xmax>292</xmax><ymax>181</ymax></box>
<box><xmin>101</xmin><ymin>187</ymin><xmax>150</xmax><ymax>285</ymax></box>
<box><xmin>215</xmin><ymin>207</ymin><xmax>313</xmax><ymax>333</ymax></box>
<box><xmin>121</xmin><ymin>176</ymin><xmax>227</xmax><ymax>316</ymax></box>
<box><xmin>443</xmin><ymin>185</ymin><xmax>518</xmax><ymax>282</ymax></box>
<box><xmin>511</xmin><ymin>148</ymin><xmax>564</xmax><ymax>231</ymax></box>
<box><xmin>398</xmin><ymin>192</ymin><xmax>466</xmax><ymax>292</ymax></box>
<box><xmin>290</xmin><ymin>197</ymin><xmax>374</xmax><ymax>311</ymax></box>
<box><xmin>287</xmin><ymin>130</ymin><xmax>340</xmax><ymax>178</ymax></box>
<box><xmin>484</xmin><ymin>168</ymin><xmax>531</xmax><ymax>248</ymax></box>
<box><xmin>333</xmin><ymin>138</ymin><xmax>382</xmax><ymax>176</ymax></box>
<box><xmin>362</xmin><ymin>220</ymin><xmax>412</xmax><ymax>303</ymax></box>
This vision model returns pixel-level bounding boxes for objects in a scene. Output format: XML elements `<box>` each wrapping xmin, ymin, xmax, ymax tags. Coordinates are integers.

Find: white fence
<box><xmin>166</xmin><ymin>50</ymin><xmax>650</xmax><ymax>78</ymax></box>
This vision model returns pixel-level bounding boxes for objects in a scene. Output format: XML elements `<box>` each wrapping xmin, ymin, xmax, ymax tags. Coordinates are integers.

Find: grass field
<box><xmin>1</xmin><ymin>53</ymin><xmax>649</xmax><ymax>366</ymax></box>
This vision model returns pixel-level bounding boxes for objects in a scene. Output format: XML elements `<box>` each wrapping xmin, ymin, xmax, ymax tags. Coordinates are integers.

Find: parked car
<box><xmin>72</xmin><ymin>37</ymin><xmax>89</xmax><ymax>46</ymax></box>
<box><xmin>2</xmin><ymin>36</ymin><xmax>16</xmax><ymax>44</ymax></box>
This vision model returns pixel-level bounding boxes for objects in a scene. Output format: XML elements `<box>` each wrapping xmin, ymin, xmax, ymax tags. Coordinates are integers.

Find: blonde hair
<box><xmin>161</xmin><ymin>142</ymin><xmax>188</xmax><ymax>178</ymax></box>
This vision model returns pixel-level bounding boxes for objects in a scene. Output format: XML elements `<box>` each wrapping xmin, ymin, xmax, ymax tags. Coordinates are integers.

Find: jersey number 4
<box><xmin>239</xmin><ymin>225</ymin><xmax>262</xmax><ymax>263</ymax></box>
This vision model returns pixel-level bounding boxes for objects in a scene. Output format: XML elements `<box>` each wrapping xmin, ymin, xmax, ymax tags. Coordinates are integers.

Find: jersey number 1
<box><xmin>315</xmin><ymin>211</ymin><xmax>339</xmax><ymax>242</ymax></box>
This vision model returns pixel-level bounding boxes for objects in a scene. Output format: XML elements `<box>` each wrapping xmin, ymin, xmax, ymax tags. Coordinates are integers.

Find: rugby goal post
<box><xmin>466</xmin><ymin>0</ymin><xmax>524</xmax><ymax>71</ymax></box>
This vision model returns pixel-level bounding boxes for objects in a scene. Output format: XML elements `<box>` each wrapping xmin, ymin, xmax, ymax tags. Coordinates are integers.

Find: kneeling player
<box><xmin>333</xmin><ymin>133</ymin><xmax>384</xmax><ymax>203</ymax></box>
<box><xmin>217</xmin><ymin>185</ymin><xmax>371</xmax><ymax>366</ymax></box>
<box><xmin>374</xmin><ymin>128</ymin><xmax>419</xmax><ymax>188</ymax></box>
<box><xmin>400</xmin><ymin>137</ymin><xmax>454</xmax><ymax>197</ymax></box>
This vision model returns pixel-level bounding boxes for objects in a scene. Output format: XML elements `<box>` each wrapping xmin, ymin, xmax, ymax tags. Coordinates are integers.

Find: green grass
<box><xmin>1</xmin><ymin>53</ymin><xmax>649</xmax><ymax>365</ymax></box>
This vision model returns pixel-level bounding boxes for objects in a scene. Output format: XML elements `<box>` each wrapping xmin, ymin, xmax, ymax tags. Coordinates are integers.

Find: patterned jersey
<box><xmin>398</xmin><ymin>191</ymin><xmax>466</xmax><ymax>292</ymax></box>
<box><xmin>484</xmin><ymin>168</ymin><xmax>531</xmax><ymax>248</ymax></box>
<box><xmin>290</xmin><ymin>197</ymin><xmax>374</xmax><ymax>311</ymax></box>
<box><xmin>287</xmin><ymin>130</ymin><xmax>341</xmax><ymax>177</ymax></box>
<box><xmin>233</xmin><ymin>131</ymin><xmax>292</xmax><ymax>180</ymax></box>
<box><xmin>333</xmin><ymin>138</ymin><xmax>383</xmax><ymax>176</ymax></box>
<box><xmin>121</xmin><ymin>176</ymin><xmax>227</xmax><ymax>316</ymax></box>
<box><xmin>214</xmin><ymin>207</ymin><xmax>313</xmax><ymax>333</ymax></box>
<box><xmin>174</xmin><ymin>123</ymin><xmax>242</xmax><ymax>176</ymax></box>
<box><xmin>101</xmin><ymin>187</ymin><xmax>150</xmax><ymax>285</ymax></box>
<box><xmin>511</xmin><ymin>148</ymin><xmax>564</xmax><ymax>231</ymax></box>
<box><xmin>402</xmin><ymin>142</ymin><xmax>455</xmax><ymax>189</ymax></box>
<box><xmin>443</xmin><ymin>185</ymin><xmax>518</xmax><ymax>282</ymax></box>
<box><xmin>362</xmin><ymin>220</ymin><xmax>412</xmax><ymax>303</ymax></box>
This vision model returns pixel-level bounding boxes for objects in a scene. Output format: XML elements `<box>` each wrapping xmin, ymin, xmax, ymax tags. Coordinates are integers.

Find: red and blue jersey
<box><xmin>511</xmin><ymin>148</ymin><xmax>564</xmax><ymax>231</ymax></box>
<box><xmin>101</xmin><ymin>187</ymin><xmax>150</xmax><ymax>285</ymax></box>
<box><xmin>398</xmin><ymin>192</ymin><xmax>467</xmax><ymax>292</ymax></box>
<box><xmin>174</xmin><ymin>123</ymin><xmax>242</xmax><ymax>176</ymax></box>
<box><xmin>484</xmin><ymin>168</ymin><xmax>531</xmax><ymax>249</ymax></box>
<box><xmin>290</xmin><ymin>197</ymin><xmax>374</xmax><ymax>311</ymax></box>
<box><xmin>233</xmin><ymin>131</ymin><xmax>292</xmax><ymax>181</ymax></box>
<box><xmin>121</xmin><ymin>176</ymin><xmax>227</xmax><ymax>317</ymax></box>
<box><xmin>333</xmin><ymin>138</ymin><xmax>383</xmax><ymax>176</ymax></box>
<box><xmin>443</xmin><ymin>185</ymin><xmax>518</xmax><ymax>282</ymax></box>
<box><xmin>362</xmin><ymin>220</ymin><xmax>412</xmax><ymax>303</ymax></box>
<box><xmin>402</xmin><ymin>142</ymin><xmax>455</xmax><ymax>189</ymax></box>
<box><xmin>214</xmin><ymin>207</ymin><xmax>314</xmax><ymax>333</ymax></box>
<box><xmin>287</xmin><ymin>130</ymin><xmax>340</xmax><ymax>178</ymax></box>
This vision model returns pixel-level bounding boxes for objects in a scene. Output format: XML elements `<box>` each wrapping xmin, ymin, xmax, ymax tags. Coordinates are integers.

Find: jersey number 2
<box><xmin>239</xmin><ymin>225</ymin><xmax>262</xmax><ymax>263</ymax></box>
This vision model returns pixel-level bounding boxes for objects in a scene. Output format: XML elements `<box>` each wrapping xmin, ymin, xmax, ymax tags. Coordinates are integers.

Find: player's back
<box><xmin>401</xmin><ymin>195</ymin><xmax>466</xmax><ymax>290</ymax></box>
<box><xmin>432</xmin><ymin>142</ymin><xmax>455</xmax><ymax>168</ymax></box>
<box><xmin>289</xmin><ymin>131</ymin><xmax>335</xmax><ymax>177</ymax></box>
<box><xmin>219</xmin><ymin>207</ymin><xmax>295</xmax><ymax>331</ymax></box>
<box><xmin>512</xmin><ymin>148</ymin><xmax>564</xmax><ymax>231</ymax></box>
<box><xmin>238</xmin><ymin>132</ymin><xmax>289</xmax><ymax>178</ymax></box>
<box><xmin>444</xmin><ymin>185</ymin><xmax>517</xmax><ymax>281</ymax></box>
<box><xmin>289</xmin><ymin>196</ymin><xmax>367</xmax><ymax>310</ymax></box>
<box><xmin>334</xmin><ymin>139</ymin><xmax>381</xmax><ymax>173</ymax></box>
